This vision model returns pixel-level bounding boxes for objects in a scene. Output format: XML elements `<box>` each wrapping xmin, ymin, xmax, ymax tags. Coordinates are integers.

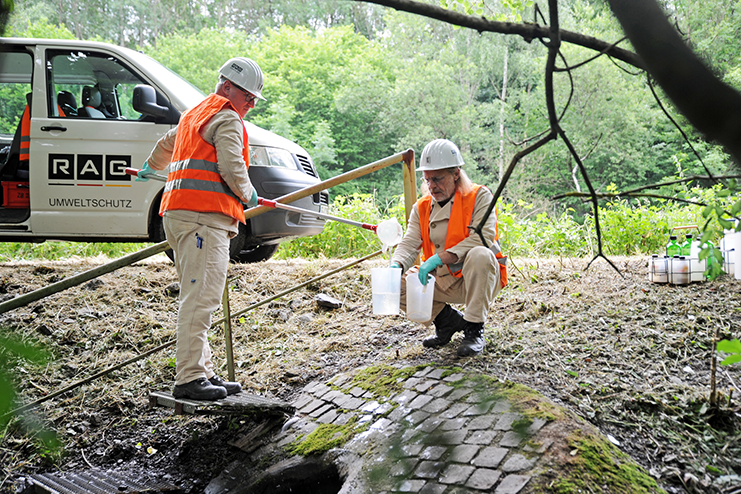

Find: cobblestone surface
<box><xmin>269</xmin><ymin>364</ymin><xmax>546</xmax><ymax>493</ymax></box>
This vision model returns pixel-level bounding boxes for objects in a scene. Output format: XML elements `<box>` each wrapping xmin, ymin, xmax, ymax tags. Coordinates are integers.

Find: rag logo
<box><xmin>231</xmin><ymin>63</ymin><xmax>243</xmax><ymax>73</ymax></box>
<box><xmin>48</xmin><ymin>154</ymin><xmax>132</xmax><ymax>181</ymax></box>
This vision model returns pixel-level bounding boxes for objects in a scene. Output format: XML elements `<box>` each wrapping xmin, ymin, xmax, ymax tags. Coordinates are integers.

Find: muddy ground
<box><xmin>0</xmin><ymin>254</ymin><xmax>740</xmax><ymax>494</ymax></box>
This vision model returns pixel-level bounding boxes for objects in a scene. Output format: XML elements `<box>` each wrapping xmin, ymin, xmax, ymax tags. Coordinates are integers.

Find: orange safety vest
<box><xmin>418</xmin><ymin>185</ymin><xmax>508</xmax><ymax>287</ymax></box>
<box><xmin>19</xmin><ymin>105</ymin><xmax>30</xmax><ymax>162</ymax></box>
<box><xmin>159</xmin><ymin>94</ymin><xmax>250</xmax><ymax>223</ymax></box>
<box><xmin>18</xmin><ymin>104</ymin><xmax>64</xmax><ymax>162</ymax></box>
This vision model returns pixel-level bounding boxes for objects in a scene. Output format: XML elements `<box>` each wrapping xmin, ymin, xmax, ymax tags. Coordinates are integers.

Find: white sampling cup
<box><xmin>406</xmin><ymin>272</ymin><xmax>436</xmax><ymax>322</ymax></box>
<box><xmin>371</xmin><ymin>267</ymin><xmax>401</xmax><ymax>315</ymax></box>
<box><xmin>376</xmin><ymin>217</ymin><xmax>404</xmax><ymax>252</ymax></box>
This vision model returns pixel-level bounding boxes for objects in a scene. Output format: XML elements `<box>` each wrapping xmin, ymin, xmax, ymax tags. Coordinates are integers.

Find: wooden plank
<box><xmin>149</xmin><ymin>391</ymin><xmax>294</xmax><ymax>416</ymax></box>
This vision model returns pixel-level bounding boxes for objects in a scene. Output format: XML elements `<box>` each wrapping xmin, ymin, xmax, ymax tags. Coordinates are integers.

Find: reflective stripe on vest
<box><xmin>20</xmin><ymin>104</ymin><xmax>30</xmax><ymax>162</ymax></box>
<box><xmin>418</xmin><ymin>185</ymin><xmax>508</xmax><ymax>287</ymax></box>
<box><xmin>159</xmin><ymin>94</ymin><xmax>249</xmax><ymax>223</ymax></box>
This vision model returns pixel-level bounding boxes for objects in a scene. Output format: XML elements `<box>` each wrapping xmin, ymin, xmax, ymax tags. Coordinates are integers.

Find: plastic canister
<box><xmin>722</xmin><ymin>230</ymin><xmax>739</xmax><ymax>277</ymax></box>
<box><xmin>730</xmin><ymin>231</ymin><xmax>741</xmax><ymax>280</ymax></box>
<box><xmin>371</xmin><ymin>267</ymin><xmax>402</xmax><ymax>315</ymax></box>
<box><xmin>648</xmin><ymin>254</ymin><xmax>668</xmax><ymax>283</ymax></box>
<box><xmin>689</xmin><ymin>240</ymin><xmax>706</xmax><ymax>282</ymax></box>
<box><xmin>405</xmin><ymin>272</ymin><xmax>436</xmax><ymax>322</ymax></box>
<box><xmin>669</xmin><ymin>255</ymin><xmax>690</xmax><ymax>285</ymax></box>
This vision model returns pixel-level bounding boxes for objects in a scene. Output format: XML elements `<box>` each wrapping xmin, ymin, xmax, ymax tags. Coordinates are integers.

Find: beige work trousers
<box><xmin>400</xmin><ymin>246</ymin><xmax>502</xmax><ymax>325</ymax></box>
<box><xmin>164</xmin><ymin>215</ymin><xmax>230</xmax><ymax>385</ymax></box>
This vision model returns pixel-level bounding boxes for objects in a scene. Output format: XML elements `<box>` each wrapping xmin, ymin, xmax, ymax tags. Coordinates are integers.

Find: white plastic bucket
<box><xmin>371</xmin><ymin>267</ymin><xmax>401</xmax><ymax>315</ymax></box>
<box><xmin>406</xmin><ymin>272</ymin><xmax>436</xmax><ymax>322</ymax></box>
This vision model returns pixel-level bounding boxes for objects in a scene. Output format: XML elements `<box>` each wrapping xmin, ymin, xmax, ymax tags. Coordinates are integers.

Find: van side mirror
<box><xmin>133</xmin><ymin>85</ymin><xmax>169</xmax><ymax>118</ymax></box>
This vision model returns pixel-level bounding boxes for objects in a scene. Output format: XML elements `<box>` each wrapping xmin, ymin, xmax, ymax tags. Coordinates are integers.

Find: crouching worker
<box><xmin>141</xmin><ymin>57</ymin><xmax>265</xmax><ymax>400</ymax></box>
<box><xmin>390</xmin><ymin>139</ymin><xmax>507</xmax><ymax>357</ymax></box>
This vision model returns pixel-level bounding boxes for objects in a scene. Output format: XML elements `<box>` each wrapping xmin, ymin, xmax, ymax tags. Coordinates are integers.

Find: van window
<box><xmin>0</xmin><ymin>51</ymin><xmax>32</xmax><ymax>134</ymax></box>
<box><xmin>46</xmin><ymin>50</ymin><xmax>148</xmax><ymax>120</ymax></box>
<box><xmin>0</xmin><ymin>50</ymin><xmax>33</xmax><ymax>163</ymax></box>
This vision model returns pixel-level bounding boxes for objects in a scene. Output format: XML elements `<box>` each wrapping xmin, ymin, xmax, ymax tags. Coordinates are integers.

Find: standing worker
<box><xmin>390</xmin><ymin>139</ymin><xmax>507</xmax><ymax>357</ymax></box>
<box><xmin>138</xmin><ymin>58</ymin><xmax>265</xmax><ymax>400</ymax></box>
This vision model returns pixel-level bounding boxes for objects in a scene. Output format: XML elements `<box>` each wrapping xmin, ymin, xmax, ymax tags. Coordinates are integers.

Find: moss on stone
<box><xmin>535</xmin><ymin>430</ymin><xmax>665</xmax><ymax>494</ymax></box>
<box><xmin>287</xmin><ymin>416</ymin><xmax>368</xmax><ymax>456</ymax></box>
<box><xmin>500</xmin><ymin>381</ymin><xmax>565</xmax><ymax>422</ymax></box>
<box><xmin>345</xmin><ymin>363</ymin><xmax>428</xmax><ymax>398</ymax></box>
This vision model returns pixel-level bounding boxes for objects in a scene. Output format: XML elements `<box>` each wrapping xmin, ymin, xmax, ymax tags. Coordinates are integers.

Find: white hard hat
<box><xmin>219</xmin><ymin>57</ymin><xmax>266</xmax><ymax>101</ymax></box>
<box><xmin>416</xmin><ymin>139</ymin><xmax>464</xmax><ymax>171</ymax></box>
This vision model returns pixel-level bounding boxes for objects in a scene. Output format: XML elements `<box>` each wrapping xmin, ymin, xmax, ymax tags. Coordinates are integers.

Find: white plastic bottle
<box><xmin>689</xmin><ymin>240</ymin><xmax>706</xmax><ymax>282</ymax></box>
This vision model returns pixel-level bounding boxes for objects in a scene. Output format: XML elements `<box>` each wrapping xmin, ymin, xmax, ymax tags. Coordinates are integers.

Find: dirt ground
<box><xmin>0</xmin><ymin>253</ymin><xmax>740</xmax><ymax>494</ymax></box>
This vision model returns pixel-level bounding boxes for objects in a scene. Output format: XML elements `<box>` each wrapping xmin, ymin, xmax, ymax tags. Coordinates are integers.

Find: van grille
<box><xmin>296</xmin><ymin>154</ymin><xmax>317</xmax><ymax>177</ymax></box>
<box><xmin>314</xmin><ymin>191</ymin><xmax>329</xmax><ymax>205</ymax></box>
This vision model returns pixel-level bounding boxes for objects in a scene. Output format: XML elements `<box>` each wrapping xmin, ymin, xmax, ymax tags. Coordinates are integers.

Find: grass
<box><xmin>0</xmin><ymin>183</ymin><xmax>738</xmax><ymax>262</ymax></box>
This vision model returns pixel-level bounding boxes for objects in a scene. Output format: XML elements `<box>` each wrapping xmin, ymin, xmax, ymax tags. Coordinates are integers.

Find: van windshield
<box><xmin>123</xmin><ymin>49</ymin><xmax>205</xmax><ymax>110</ymax></box>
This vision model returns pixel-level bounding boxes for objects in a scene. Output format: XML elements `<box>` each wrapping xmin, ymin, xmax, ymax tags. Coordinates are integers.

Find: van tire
<box><xmin>150</xmin><ymin>204</ymin><xmax>174</xmax><ymax>263</ymax></box>
<box><xmin>236</xmin><ymin>244</ymin><xmax>280</xmax><ymax>263</ymax></box>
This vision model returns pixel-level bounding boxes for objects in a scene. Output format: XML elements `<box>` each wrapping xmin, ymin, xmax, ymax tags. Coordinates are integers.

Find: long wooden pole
<box><xmin>0</xmin><ymin>150</ymin><xmax>412</xmax><ymax>316</ymax></box>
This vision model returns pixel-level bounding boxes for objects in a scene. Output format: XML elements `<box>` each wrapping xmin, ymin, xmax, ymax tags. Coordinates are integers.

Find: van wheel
<box><xmin>237</xmin><ymin>244</ymin><xmax>280</xmax><ymax>263</ymax></box>
<box><xmin>228</xmin><ymin>224</ymin><xmax>248</xmax><ymax>261</ymax></box>
<box><xmin>151</xmin><ymin>211</ymin><xmax>174</xmax><ymax>263</ymax></box>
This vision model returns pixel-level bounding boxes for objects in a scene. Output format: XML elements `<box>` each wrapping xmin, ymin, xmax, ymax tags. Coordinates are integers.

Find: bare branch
<box><xmin>353</xmin><ymin>0</ymin><xmax>645</xmax><ymax>70</ymax></box>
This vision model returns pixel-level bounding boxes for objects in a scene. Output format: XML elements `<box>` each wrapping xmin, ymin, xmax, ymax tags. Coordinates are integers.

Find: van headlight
<box><xmin>249</xmin><ymin>145</ymin><xmax>298</xmax><ymax>170</ymax></box>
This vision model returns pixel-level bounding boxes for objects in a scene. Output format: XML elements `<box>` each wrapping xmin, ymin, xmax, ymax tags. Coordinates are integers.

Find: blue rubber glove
<box><xmin>390</xmin><ymin>261</ymin><xmax>401</xmax><ymax>269</ymax></box>
<box><xmin>246</xmin><ymin>189</ymin><xmax>259</xmax><ymax>208</ymax></box>
<box><xmin>136</xmin><ymin>161</ymin><xmax>155</xmax><ymax>182</ymax></box>
<box><xmin>418</xmin><ymin>254</ymin><xmax>442</xmax><ymax>286</ymax></box>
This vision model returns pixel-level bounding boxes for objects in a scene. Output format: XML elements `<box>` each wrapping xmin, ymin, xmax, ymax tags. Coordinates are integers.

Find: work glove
<box><xmin>418</xmin><ymin>254</ymin><xmax>442</xmax><ymax>286</ymax></box>
<box><xmin>246</xmin><ymin>189</ymin><xmax>259</xmax><ymax>208</ymax></box>
<box><xmin>136</xmin><ymin>161</ymin><xmax>155</xmax><ymax>182</ymax></box>
<box><xmin>390</xmin><ymin>261</ymin><xmax>402</xmax><ymax>269</ymax></box>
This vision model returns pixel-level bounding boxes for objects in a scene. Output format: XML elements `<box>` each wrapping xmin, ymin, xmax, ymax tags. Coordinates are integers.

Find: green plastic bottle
<box><xmin>666</xmin><ymin>235</ymin><xmax>680</xmax><ymax>257</ymax></box>
<box><xmin>681</xmin><ymin>234</ymin><xmax>693</xmax><ymax>256</ymax></box>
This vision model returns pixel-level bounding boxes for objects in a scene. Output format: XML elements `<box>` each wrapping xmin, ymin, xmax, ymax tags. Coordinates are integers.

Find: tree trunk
<box><xmin>498</xmin><ymin>43</ymin><xmax>508</xmax><ymax>182</ymax></box>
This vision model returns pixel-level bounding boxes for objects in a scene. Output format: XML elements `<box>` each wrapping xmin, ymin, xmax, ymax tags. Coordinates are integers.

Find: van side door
<box><xmin>29</xmin><ymin>45</ymin><xmax>171</xmax><ymax>239</ymax></box>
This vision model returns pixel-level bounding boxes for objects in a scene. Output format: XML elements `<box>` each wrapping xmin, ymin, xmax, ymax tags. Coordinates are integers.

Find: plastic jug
<box><xmin>669</xmin><ymin>256</ymin><xmax>690</xmax><ymax>285</ymax></box>
<box><xmin>406</xmin><ymin>272</ymin><xmax>436</xmax><ymax>322</ymax></box>
<box><xmin>722</xmin><ymin>230</ymin><xmax>739</xmax><ymax>277</ymax></box>
<box><xmin>648</xmin><ymin>254</ymin><xmax>668</xmax><ymax>283</ymax></box>
<box><xmin>689</xmin><ymin>240</ymin><xmax>706</xmax><ymax>282</ymax></box>
<box><xmin>371</xmin><ymin>267</ymin><xmax>401</xmax><ymax>315</ymax></box>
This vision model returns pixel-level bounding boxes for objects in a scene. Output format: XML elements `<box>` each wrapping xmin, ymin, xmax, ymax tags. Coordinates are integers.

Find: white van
<box><xmin>0</xmin><ymin>38</ymin><xmax>328</xmax><ymax>262</ymax></box>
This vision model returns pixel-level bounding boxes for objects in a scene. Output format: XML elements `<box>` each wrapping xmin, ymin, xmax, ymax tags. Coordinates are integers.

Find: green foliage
<box><xmin>275</xmin><ymin>193</ymin><xmax>405</xmax><ymax>260</ymax></box>
<box><xmin>0</xmin><ymin>332</ymin><xmax>60</xmax><ymax>454</ymax></box>
<box><xmin>6</xmin><ymin>16</ymin><xmax>74</xmax><ymax>39</ymax></box>
<box><xmin>0</xmin><ymin>242</ymin><xmax>165</xmax><ymax>262</ymax></box>
<box><xmin>717</xmin><ymin>339</ymin><xmax>741</xmax><ymax>366</ymax></box>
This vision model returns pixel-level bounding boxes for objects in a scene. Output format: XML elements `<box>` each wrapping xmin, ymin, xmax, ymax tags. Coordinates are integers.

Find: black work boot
<box><xmin>423</xmin><ymin>304</ymin><xmax>466</xmax><ymax>348</ymax></box>
<box><xmin>457</xmin><ymin>322</ymin><xmax>485</xmax><ymax>357</ymax></box>
<box><xmin>173</xmin><ymin>377</ymin><xmax>227</xmax><ymax>400</ymax></box>
<box><xmin>209</xmin><ymin>375</ymin><xmax>242</xmax><ymax>395</ymax></box>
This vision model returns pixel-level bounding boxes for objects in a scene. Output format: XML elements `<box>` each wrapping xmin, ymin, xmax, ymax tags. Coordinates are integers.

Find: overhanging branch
<box><xmin>354</xmin><ymin>0</ymin><xmax>645</xmax><ymax>70</ymax></box>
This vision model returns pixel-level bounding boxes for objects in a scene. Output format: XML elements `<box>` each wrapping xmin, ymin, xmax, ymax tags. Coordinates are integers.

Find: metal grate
<box><xmin>296</xmin><ymin>154</ymin><xmax>317</xmax><ymax>177</ymax></box>
<box><xmin>29</xmin><ymin>468</ymin><xmax>182</xmax><ymax>494</ymax></box>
